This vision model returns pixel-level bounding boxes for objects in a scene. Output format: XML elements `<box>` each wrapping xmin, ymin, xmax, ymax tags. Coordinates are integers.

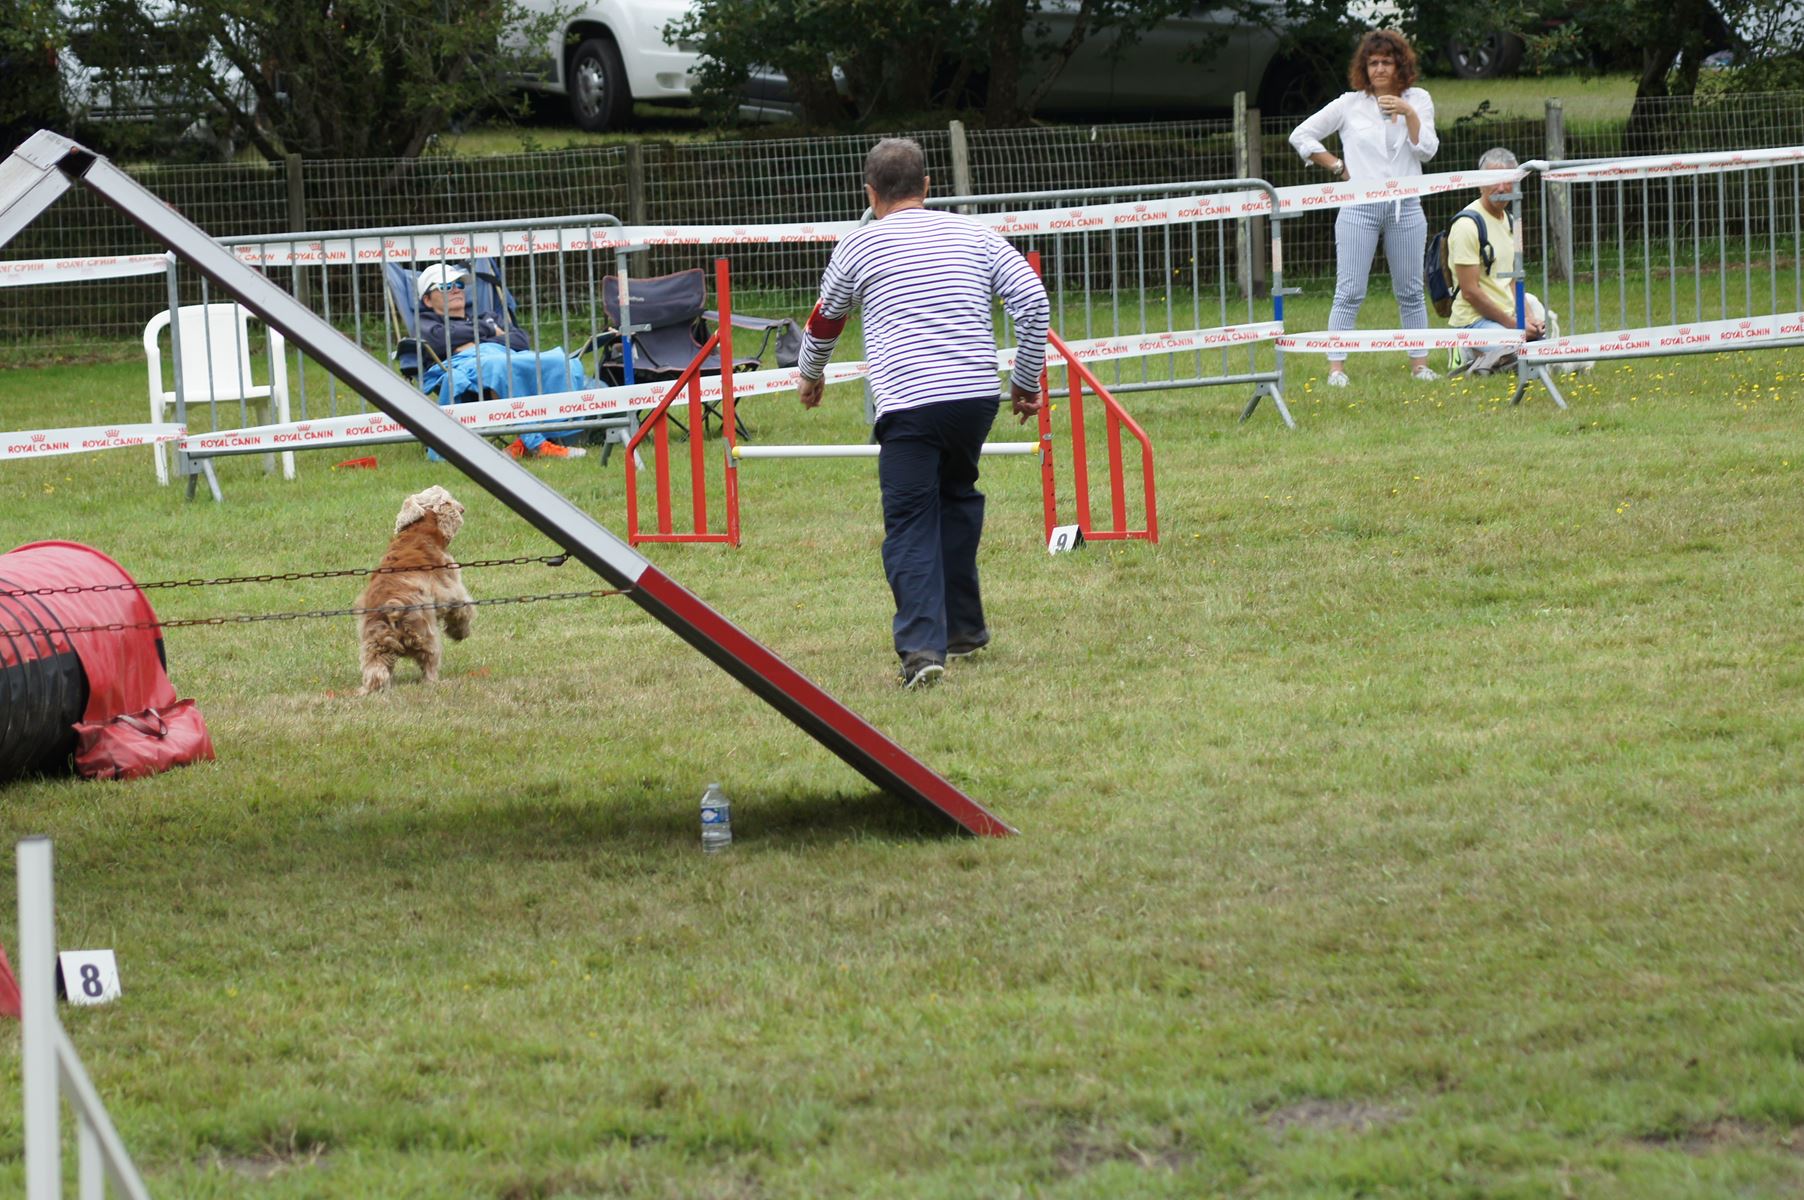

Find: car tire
<box><xmin>568</xmin><ymin>36</ymin><xmax>630</xmax><ymax>133</ymax></box>
<box><xmin>1257</xmin><ymin>55</ymin><xmax>1336</xmax><ymax>117</ymax></box>
<box><xmin>1445</xmin><ymin>31</ymin><xmax>1526</xmax><ymax>79</ymax></box>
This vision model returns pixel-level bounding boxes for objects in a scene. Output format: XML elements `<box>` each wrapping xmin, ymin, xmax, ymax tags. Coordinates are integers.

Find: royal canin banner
<box><xmin>218</xmin><ymin>169</ymin><xmax>1528</xmax><ymax>267</ymax></box>
<box><xmin>1539</xmin><ymin>145</ymin><xmax>1804</xmax><ymax>183</ymax></box>
<box><xmin>0</xmin><ymin>423</ymin><xmax>183</xmax><ymax>461</ymax></box>
<box><xmin>1522</xmin><ymin>312</ymin><xmax>1804</xmax><ymax>360</ymax></box>
<box><xmin>182</xmin><ymin>362</ymin><xmax>867</xmax><ymax>457</ymax></box>
<box><xmin>998</xmin><ymin>321</ymin><xmax>1281</xmax><ymax>371</ymax></box>
<box><xmin>222</xmin><ymin>221</ymin><xmax>861</xmax><ymax>268</ymax></box>
<box><xmin>1274</xmin><ymin>328</ymin><xmax>1527</xmax><ymax>354</ymax></box>
<box><xmin>183</xmin><ymin>322</ymin><xmax>1284</xmax><ymax>458</ymax></box>
<box><xmin>0</xmin><ymin>254</ymin><xmax>166</xmax><ymax>289</ymax></box>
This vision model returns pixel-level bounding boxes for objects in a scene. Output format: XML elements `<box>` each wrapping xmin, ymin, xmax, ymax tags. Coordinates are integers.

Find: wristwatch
<box><xmin>1327</xmin><ymin>158</ymin><xmax>1347</xmax><ymax>180</ymax></box>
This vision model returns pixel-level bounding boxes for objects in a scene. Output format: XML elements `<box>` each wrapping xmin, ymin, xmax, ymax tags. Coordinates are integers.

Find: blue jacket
<box><xmin>416</xmin><ymin>306</ymin><xmax>531</xmax><ymax>360</ymax></box>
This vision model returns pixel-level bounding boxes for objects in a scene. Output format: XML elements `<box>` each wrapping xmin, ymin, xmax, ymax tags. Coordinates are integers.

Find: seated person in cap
<box><xmin>415</xmin><ymin>263</ymin><xmax>588</xmax><ymax>460</ymax></box>
<box><xmin>1447</xmin><ymin>147</ymin><xmax>1545</xmax><ymax>375</ymax></box>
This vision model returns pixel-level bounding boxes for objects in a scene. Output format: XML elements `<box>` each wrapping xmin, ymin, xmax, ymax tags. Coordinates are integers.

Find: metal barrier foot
<box><xmin>1241</xmin><ymin>381</ymin><xmax>1295</xmax><ymax>430</ymax></box>
<box><xmin>1510</xmin><ymin>364</ymin><xmax>1568</xmax><ymax>410</ymax></box>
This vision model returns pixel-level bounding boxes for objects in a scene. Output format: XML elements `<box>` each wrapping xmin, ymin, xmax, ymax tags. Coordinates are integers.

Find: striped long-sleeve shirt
<box><xmin>798</xmin><ymin>206</ymin><xmax>1049</xmax><ymax>418</ymax></box>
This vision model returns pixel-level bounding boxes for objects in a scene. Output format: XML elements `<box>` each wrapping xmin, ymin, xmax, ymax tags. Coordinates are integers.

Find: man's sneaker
<box><xmin>947</xmin><ymin>630</ymin><xmax>991</xmax><ymax>660</ymax></box>
<box><xmin>1411</xmin><ymin>365</ymin><xmax>1440</xmax><ymax>381</ymax></box>
<box><xmin>1470</xmin><ymin>349</ymin><xmax>1519</xmax><ymax>377</ymax></box>
<box><xmin>1327</xmin><ymin>369</ymin><xmax>1350</xmax><ymax>387</ymax></box>
<box><xmin>899</xmin><ymin>653</ymin><xmax>945</xmax><ymax>690</ymax></box>
<box><xmin>505</xmin><ymin>438</ymin><xmax>527</xmax><ymax>459</ymax></box>
<box><xmin>535</xmin><ymin>441</ymin><xmax>587</xmax><ymax>459</ymax></box>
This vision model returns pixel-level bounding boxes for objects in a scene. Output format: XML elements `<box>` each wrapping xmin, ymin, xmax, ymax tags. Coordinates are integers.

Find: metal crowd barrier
<box><xmin>1517</xmin><ymin>146</ymin><xmax>1804</xmax><ymax>404</ymax></box>
<box><xmin>925</xmin><ymin>179</ymin><xmax>1291</xmax><ymax>427</ymax></box>
<box><xmin>19</xmin><ymin>838</ymin><xmax>154</xmax><ymax>1200</ymax></box>
<box><xmin>142</xmin><ymin>213</ymin><xmax>638</xmax><ymax>497</ymax></box>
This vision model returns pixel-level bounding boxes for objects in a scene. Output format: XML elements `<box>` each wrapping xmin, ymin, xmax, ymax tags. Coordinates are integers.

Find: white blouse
<box><xmin>1289</xmin><ymin>87</ymin><xmax>1439</xmax><ymax>180</ymax></box>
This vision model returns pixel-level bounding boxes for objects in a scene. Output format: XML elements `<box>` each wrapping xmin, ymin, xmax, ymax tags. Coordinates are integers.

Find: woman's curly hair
<box><xmin>1348</xmin><ymin>30</ymin><xmax>1419</xmax><ymax>93</ymax></box>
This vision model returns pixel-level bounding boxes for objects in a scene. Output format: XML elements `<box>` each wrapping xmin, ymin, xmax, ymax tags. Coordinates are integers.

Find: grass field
<box><xmin>0</xmin><ymin>312</ymin><xmax>1801</xmax><ymax>1197</ymax></box>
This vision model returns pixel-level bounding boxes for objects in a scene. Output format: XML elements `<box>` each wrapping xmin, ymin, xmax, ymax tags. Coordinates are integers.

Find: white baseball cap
<box><xmin>415</xmin><ymin>263</ymin><xmax>467</xmax><ymax>300</ymax></box>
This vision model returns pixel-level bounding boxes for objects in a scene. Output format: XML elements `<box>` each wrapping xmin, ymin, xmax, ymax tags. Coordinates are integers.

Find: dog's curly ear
<box><xmin>396</xmin><ymin>493</ymin><xmax>430</xmax><ymax>534</ymax></box>
<box><xmin>398</xmin><ymin>485</ymin><xmax>459</xmax><ymax>534</ymax></box>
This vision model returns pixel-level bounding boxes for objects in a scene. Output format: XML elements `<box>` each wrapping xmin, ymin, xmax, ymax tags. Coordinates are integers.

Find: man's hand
<box><xmin>798</xmin><ymin>375</ymin><xmax>825</xmax><ymax>409</ymax></box>
<box><xmin>1526</xmin><ymin>315</ymin><xmax>1546</xmax><ymax>340</ymax></box>
<box><xmin>1009</xmin><ymin>383</ymin><xmax>1044</xmax><ymax>425</ymax></box>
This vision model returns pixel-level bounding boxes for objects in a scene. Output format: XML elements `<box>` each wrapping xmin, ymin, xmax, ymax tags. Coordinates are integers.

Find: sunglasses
<box><xmin>429</xmin><ymin>280</ymin><xmax>467</xmax><ymax>293</ymax></box>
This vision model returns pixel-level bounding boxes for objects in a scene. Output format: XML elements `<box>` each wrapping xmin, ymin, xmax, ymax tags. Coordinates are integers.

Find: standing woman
<box><xmin>1289</xmin><ymin>30</ymin><xmax>1439</xmax><ymax>386</ymax></box>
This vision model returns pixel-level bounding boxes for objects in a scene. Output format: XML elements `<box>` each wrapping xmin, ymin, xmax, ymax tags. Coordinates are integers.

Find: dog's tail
<box><xmin>364</xmin><ymin>604</ymin><xmax>424</xmax><ymax>658</ymax></box>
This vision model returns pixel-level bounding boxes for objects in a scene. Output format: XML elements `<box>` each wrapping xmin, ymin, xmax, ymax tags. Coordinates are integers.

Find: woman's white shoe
<box><xmin>1327</xmin><ymin>370</ymin><xmax>1351</xmax><ymax>388</ymax></box>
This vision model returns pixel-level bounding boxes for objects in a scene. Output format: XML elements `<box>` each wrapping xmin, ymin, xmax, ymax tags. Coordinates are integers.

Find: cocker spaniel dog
<box><xmin>356</xmin><ymin>485</ymin><xmax>473</xmax><ymax>694</ymax></box>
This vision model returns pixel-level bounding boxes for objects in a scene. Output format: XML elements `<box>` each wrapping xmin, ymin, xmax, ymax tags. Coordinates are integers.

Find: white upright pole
<box><xmin>19</xmin><ymin>836</ymin><xmax>60</xmax><ymax>1200</ymax></box>
<box><xmin>79</xmin><ymin>1116</ymin><xmax>104</xmax><ymax>1200</ymax></box>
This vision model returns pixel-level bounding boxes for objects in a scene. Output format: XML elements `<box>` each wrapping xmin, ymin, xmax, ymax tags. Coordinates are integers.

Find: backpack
<box><xmin>1426</xmin><ymin>208</ymin><xmax>1513</xmax><ymax>318</ymax></box>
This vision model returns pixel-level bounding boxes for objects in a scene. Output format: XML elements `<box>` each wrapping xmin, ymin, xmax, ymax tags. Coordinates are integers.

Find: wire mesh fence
<box><xmin>630</xmin><ymin>128</ymin><xmax>951</xmax><ymax>300</ymax></box>
<box><xmin>8</xmin><ymin>91</ymin><xmax>1804</xmax><ymax>346</ymax></box>
<box><xmin>1536</xmin><ymin>160</ymin><xmax>1804</xmax><ymax>340</ymax></box>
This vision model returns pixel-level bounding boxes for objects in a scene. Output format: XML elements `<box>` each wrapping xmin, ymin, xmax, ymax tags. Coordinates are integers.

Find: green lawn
<box><xmin>0</xmin><ymin>322</ymin><xmax>1800</xmax><ymax>1196</ymax></box>
<box><xmin>1428</xmin><ymin>75</ymin><xmax>1639</xmax><ymax>124</ymax></box>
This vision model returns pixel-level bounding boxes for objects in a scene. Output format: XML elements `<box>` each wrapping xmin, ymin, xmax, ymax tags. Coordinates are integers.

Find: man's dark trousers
<box><xmin>874</xmin><ymin>397</ymin><xmax>1000</xmax><ymax>661</ymax></box>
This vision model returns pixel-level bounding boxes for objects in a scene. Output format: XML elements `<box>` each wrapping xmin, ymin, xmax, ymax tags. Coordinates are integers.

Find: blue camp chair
<box><xmin>383</xmin><ymin>258</ymin><xmax>544</xmax><ymax>380</ymax></box>
<box><xmin>381</xmin><ymin>260</ymin><xmax>630</xmax><ymax>459</ymax></box>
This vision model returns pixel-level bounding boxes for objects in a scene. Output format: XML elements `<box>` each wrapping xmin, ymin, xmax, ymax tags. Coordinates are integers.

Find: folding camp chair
<box><xmin>381</xmin><ymin>260</ymin><xmax>634</xmax><ymax>461</ymax></box>
<box><xmin>601</xmin><ymin>268</ymin><xmax>802</xmax><ymax>441</ymax></box>
<box><xmin>382</xmin><ymin>258</ymin><xmax>532</xmax><ymax>381</ymax></box>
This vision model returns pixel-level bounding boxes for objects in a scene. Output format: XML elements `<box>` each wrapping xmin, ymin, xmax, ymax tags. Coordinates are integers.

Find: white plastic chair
<box><xmin>143</xmin><ymin>303</ymin><xmax>295</xmax><ymax>485</ymax></box>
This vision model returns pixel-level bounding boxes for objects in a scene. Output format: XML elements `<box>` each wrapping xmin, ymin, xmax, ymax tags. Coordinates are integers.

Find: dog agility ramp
<box><xmin>0</xmin><ymin>131</ymin><xmax>1013</xmax><ymax>838</ymax></box>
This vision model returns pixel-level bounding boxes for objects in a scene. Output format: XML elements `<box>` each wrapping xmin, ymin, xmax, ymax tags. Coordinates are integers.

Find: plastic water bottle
<box><xmin>700</xmin><ymin>782</ymin><xmax>731</xmax><ymax>853</ymax></box>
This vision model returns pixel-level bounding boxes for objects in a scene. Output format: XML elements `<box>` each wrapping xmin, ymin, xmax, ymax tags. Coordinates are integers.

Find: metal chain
<box><xmin>0</xmin><ymin>554</ymin><xmax>572</xmax><ymax>600</ymax></box>
<box><xmin>0</xmin><ymin>587</ymin><xmax>630</xmax><ymax>639</ymax></box>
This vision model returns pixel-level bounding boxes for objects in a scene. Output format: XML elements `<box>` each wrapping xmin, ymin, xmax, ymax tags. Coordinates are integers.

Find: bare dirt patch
<box><xmin>208</xmin><ymin>1142</ymin><xmax>328</xmax><ymax>1179</ymax></box>
<box><xmin>1262</xmin><ymin>1098</ymin><xmax>1406</xmax><ymax>1135</ymax></box>
<box><xmin>1054</xmin><ymin>1128</ymin><xmax>1196</xmax><ymax>1176</ymax></box>
<box><xmin>1636</xmin><ymin>1118</ymin><xmax>1804</xmax><ymax>1157</ymax></box>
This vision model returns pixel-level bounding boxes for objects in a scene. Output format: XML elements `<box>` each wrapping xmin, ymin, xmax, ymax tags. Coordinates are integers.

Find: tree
<box><xmin>0</xmin><ymin>1</ymin><xmax>72</xmax><ymax>154</ymax></box>
<box><xmin>670</xmin><ymin>0</ymin><xmax>981</xmax><ymax>128</ymax></box>
<box><xmin>670</xmin><ymin>0</ymin><xmax>1211</xmax><ymax>130</ymax></box>
<box><xmin>67</xmin><ymin>0</ymin><xmax>558</xmax><ymax>161</ymax></box>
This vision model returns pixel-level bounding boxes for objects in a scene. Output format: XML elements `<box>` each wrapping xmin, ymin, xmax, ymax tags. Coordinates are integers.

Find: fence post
<box><xmin>285</xmin><ymin>154</ymin><xmax>308</xmax><ymax>306</ymax></box>
<box><xmin>1545</xmin><ymin>98</ymin><xmax>1572</xmax><ymax>283</ymax></box>
<box><xmin>1245</xmin><ymin>104</ymin><xmax>1269</xmax><ymax>298</ymax></box>
<box><xmin>949</xmin><ymin>119</ymin><xmax>973</xmax><ymax>209</ymax></box>
<box><xmin>624</xmin><ymin>143</ymin><xmax>647</xmax><ymax>228</ymax></box>
<box><xmin>1233</xmin><ymin>92</ymin><xmax>1265</xmax><ymax>298</ymax></box>
<box><xmin>20</xmin><ymin>837</ymin><xmax>58</xmax><ymax>1200</ymax></box>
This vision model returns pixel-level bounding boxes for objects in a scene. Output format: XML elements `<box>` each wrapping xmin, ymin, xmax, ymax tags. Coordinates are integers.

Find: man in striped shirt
<box><xmin>799</xmin><ymin>137</ymin><xmax>1050</xmax><ymax>689</ymax></box>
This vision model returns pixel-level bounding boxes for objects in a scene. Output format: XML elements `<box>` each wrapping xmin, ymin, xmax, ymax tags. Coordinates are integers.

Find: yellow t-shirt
<box><xmin>1446</xmin><ymin>201</ymin><xmax>1516</xmax><ymax>329</ymax></box>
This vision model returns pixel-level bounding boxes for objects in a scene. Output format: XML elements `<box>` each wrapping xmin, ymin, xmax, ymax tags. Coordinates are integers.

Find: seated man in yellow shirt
<box><xmin>1448</xmin><ymin>147</ymin><xmax>1544</xmax><ymax>373</ymax></box>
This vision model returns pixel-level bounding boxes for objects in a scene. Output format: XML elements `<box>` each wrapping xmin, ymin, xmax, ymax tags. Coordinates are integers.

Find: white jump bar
<box><xmin>733</xmin><ymin>442</ymin><xmax>1039</xmax><ymax>460</ymax></box>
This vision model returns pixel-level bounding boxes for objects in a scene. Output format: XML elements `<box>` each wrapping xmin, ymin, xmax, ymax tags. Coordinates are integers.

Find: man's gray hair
<box><xmin>865</xmin><ymin>138</ymin><xmax>927</xmax><ymax>204</ymax></box>
<box><xmin>1478</xmin><ymin>147</ymin><xmax>1518</xmax><ymax>170</ymax></box>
